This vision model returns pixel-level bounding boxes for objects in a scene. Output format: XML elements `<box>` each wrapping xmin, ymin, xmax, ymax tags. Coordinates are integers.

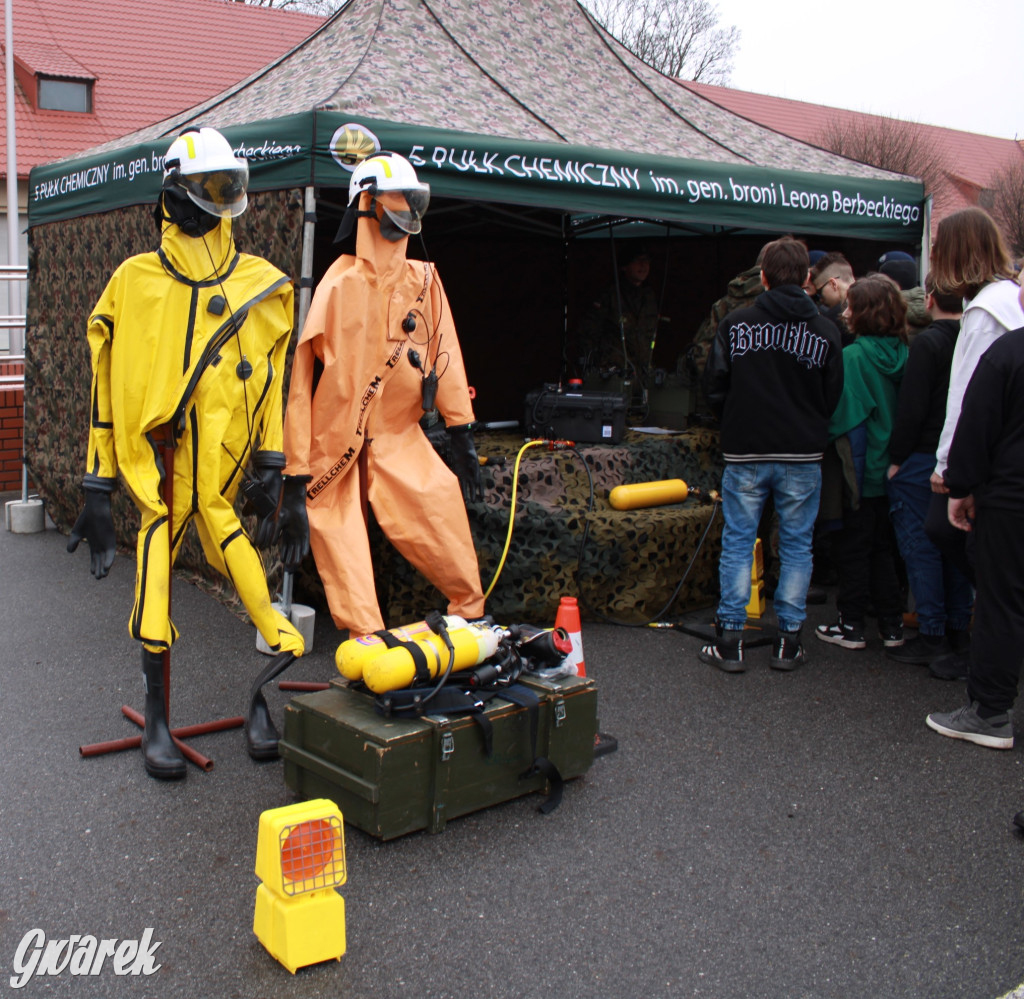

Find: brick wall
<box><xmin>0</xmin><ymin>359</ymin><xmax>26</xmax><ymax>492</ymax></box>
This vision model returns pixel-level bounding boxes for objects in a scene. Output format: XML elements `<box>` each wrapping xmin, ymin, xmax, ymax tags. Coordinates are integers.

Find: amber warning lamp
<box><xmin>253</xmin><ymin>799</ymin><xmax>348</xmax><ymax>973</ymax></box>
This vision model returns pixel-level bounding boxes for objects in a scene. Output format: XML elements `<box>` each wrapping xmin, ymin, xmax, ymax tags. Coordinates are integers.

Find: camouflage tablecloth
<box><xmin>377</xmin><ymin>428</ymin><xmax>725</xmax><ymax>626</ymax></box>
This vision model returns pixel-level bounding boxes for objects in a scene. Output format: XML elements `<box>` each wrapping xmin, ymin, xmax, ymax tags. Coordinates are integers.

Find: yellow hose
<box><xmin>483</xmin><ymin>439</ymin><xmax>548</xmax><ymax>599</ymax></box>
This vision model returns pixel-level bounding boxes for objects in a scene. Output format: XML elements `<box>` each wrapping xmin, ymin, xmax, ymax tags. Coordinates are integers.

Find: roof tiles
<box><xmin>1</xmin><ymin>0</ymin><xmax>323</xmax><ymax>177</ymax></box>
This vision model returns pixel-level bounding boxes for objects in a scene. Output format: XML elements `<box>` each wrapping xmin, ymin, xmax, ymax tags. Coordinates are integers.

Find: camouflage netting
<box><xmin>25</xmin><ymin>190</ymin><xmax>307</xmax><ymax>617</ymax></box>
<box><xmin>375</xmin><ymin>428</ymin><xmax>725</xmax><ymax>626</ymax></box>
<box><xmin>26</xmin><ymin>198</ymin><xmax>724</xmax><ymax>632</ymax></box>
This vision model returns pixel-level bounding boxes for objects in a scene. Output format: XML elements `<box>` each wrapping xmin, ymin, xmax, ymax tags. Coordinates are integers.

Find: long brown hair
<box><xmin>846</xmin><ymin>274</ymin><xmax>909</xmax><ymax>343</ymax></box>
<box><xmin>930</xmin><ymin>208</ymin><xmax>1017</xmax><ymax>299</ymax></box>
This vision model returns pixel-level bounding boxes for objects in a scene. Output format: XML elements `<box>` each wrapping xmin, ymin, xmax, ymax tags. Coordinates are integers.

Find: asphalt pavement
<box><xmin>2</xmin><ymin>504</ymin><xmax>1024</xmax><ymax>998</ymax></box>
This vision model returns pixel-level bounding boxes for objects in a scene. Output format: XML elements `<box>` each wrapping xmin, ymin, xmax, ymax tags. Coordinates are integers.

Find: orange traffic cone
<box><xmin>554</xmin><ymin>596</ymin><xmax>586</xmax><ymax>677</ymax></box>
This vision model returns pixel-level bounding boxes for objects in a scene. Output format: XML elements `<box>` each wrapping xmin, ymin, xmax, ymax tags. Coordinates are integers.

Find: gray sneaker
<box><xmin>926</xmin><ymin>701</ymin><xmax>1014</xmax><ymax>750</ymax></box>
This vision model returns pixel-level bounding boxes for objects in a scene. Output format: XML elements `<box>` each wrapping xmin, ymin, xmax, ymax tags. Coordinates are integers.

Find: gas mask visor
<box><xmin>378</xmin><ymin>186</ymin><xmax>430</xmax><ymax>235</ymax></box>
<box><xmin>179</xmin><ymin>164</ymin><xmax>250</xmax><ymax>218</ymax></box>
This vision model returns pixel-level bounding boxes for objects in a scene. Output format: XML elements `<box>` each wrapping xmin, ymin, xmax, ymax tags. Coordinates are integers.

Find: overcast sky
<box><xmin>720</xmin><ymin>0</ymin><xmax>1022</xmax><ymax>140</ymax></box>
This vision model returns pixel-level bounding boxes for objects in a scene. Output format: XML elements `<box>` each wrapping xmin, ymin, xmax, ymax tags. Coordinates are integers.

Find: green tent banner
<box><xmin>29</xmin><ymin>112</ymin><xmax>924</xmax><ymax>241</ymax></box>
<box><xmin>28</xmin><ymin>114</ymin><xmax>314</xmax><ymax>226</ymax></box>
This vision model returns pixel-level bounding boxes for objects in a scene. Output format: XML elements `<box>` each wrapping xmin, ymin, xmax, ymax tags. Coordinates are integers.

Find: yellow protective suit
<box><xmin>85</xmin><ymin>215</ymin><xmax>305</xmax><ymax>656</ymax></box>
<box><xmin>283</xmin><ymin>193</ymin><xmax>485</xmax><ymax>635</ymax></box>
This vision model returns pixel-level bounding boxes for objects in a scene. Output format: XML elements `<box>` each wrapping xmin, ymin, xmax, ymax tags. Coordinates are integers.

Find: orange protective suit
<box><xmin>283</xmin><ymin>194</ymin><xmax>485</xmax><ymax>635</ymax></box>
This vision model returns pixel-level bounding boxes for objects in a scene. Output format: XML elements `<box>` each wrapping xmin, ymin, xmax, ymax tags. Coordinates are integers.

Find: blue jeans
<box><xmin>886</xmin><ymin>452</ymin><xmax>973</xmax><ymax>635</ymax></box>
<box><xmin>717</xmin><ymin>462</ymin><xmax>822</xmax><ymax>633</ymax></box>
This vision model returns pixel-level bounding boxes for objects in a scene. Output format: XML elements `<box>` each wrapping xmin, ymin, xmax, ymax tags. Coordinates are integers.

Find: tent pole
<box><xmin>920</xmin><ymin>194</ymin><xmax>933</xmax><ymax>284</ymax></box>
<box><xmin>561</xmin><ymin>213</ymin><xmax>569</xmax><ymax>383</ymax></box>
<box><xmin>5</xmin><ymin>0</ymin><xmax>20</xmax><ymax>357</ymax></box>
<box><xmin>297</xmin><ymin>186</ymin><xmax>316</xmax><ymax>333</ymax></box>
<box><xmin>275</xmin><ymin>186</ymin><xmax>332</xmax><ymax>697</ymax></box>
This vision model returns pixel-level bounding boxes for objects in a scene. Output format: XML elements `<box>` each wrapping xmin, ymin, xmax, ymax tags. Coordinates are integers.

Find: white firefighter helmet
<box><xmin>347</xmin><ymin>151</ymin><xmax>430</xmax><ymax>234</ymax></box>
<box><xmin>164</xmin><ymin>127</ymin><xmax>249</xmax><ymax>218</ymax></box>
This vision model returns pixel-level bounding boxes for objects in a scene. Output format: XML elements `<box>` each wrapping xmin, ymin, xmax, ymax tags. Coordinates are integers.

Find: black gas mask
<box><xmin>155</xmin><ymin>180</ymin><xmax>220</xmax><ymax>238</ymax></box>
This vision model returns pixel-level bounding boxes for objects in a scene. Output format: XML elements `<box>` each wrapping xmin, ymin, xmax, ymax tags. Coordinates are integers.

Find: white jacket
<box><xmin>934</xmin><ymin>279</ymin><xmax>1024</xmax><ymax>476</ymax></box>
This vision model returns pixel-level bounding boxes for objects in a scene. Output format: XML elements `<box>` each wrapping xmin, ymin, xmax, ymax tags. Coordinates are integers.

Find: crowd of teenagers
<box><xmin>700</xmin><ymin>207</ymin><xmax>1024</xmax><ymax>759</ymax></box>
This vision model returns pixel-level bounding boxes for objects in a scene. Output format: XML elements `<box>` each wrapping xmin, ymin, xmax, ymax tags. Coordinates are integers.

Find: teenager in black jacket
<box><xmin>927</xmin><ymin>281</ymin><xmax>1024</xmax><ymax>751</ymax></box>
<box><xmin>701</xmin><ymin>237</ymin><xmax>843</xmax><ymax>670</ymax></box>
<box><xmin>885</xmin><ymin>277</ymin><xmax>973</xmax><ymax>668</ymax></box>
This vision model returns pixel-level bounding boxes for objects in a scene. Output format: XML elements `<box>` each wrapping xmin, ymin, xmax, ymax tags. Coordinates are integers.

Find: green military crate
<box><xmin>278</xmin><ymin>674</ymin><xmax>598</xmax><ymax>840</ymax></box>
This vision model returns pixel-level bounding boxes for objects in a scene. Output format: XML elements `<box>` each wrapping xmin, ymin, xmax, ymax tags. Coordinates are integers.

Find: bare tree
<box><xmin>235</xmin><ymin>0</ymin><xmax>342</xmax><ymax>13</ymax></box>
<box><xmin>815</xmin><ymin>114</ymin><xmax>946</xmax><ymax>194</ymax></box>
<box><xmin>988</xmin><ymin>160</ymin><xmax>1024</xmax><ymax>258</ymax></box>
<box><xmin>582</xmin><ymin>0</ymin><xmax>740</xmax><ymax>84</ymax></box>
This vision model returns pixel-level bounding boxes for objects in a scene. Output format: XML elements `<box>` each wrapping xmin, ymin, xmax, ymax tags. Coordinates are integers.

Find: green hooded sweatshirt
<box><xmin>828</xmin><ymin>335</ymin><xmax>908</xmax><ymax>498</ymax></box>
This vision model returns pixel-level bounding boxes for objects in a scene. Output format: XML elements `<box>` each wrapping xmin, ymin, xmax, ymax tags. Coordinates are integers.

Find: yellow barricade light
<box><xmin>253</xmin><ymin>799</ymin><xmax>347</xmax><ymax>974</ymax></box>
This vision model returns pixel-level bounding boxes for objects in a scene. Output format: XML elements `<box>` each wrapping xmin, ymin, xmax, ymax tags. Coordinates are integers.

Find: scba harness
<box><xmin>372</xmin><ymin>615</ymin><xmax>566</xmax><ymax>813</ymax></box>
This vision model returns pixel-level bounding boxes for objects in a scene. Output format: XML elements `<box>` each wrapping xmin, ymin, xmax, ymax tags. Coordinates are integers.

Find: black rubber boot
<box><xmin>245</xmin><ymin>652</ymin><xmax>296</xmax><ymax>761</ymax></box>
<box><xmin>141</xmin><ymin>649</ymin><xmax>186</xmax><ymax>780</ymax></box>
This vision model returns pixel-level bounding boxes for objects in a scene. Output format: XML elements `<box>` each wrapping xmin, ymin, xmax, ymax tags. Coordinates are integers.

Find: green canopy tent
<box><xmin>31</xmin><ymin>111</ymin><xmax>923</xmax><ymax>237</ymax></box>
<box><xmin>25</xmin><ymin>0</ymin><xmax>924</xmax><ymax>621</ymax></box>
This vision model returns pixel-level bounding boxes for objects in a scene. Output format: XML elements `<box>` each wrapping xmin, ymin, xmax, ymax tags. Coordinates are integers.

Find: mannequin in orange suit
<box><xmin>283</xmin><ymin>152</ymin><xmax>485</xmax><ymax>637</ymax></box>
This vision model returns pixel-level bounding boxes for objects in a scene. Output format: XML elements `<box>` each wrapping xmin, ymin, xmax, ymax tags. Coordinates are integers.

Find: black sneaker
<box><xmin>698</xmin><ymin>629</ymin><xmax>745</xmax><ymax>673</ymax></box>
<box><xmin>888</xmin><ymin>633</ymin><xmax>949</xmax><ymax>664</ymax></box>
<box><xmin>815</xmin><ymin>615</ymin><xmax>866</xmax><ymax>650</ymax></box>
<box><xmin>926</xmin><ymin>701</ymin><xmax>1014</xmax><ymax>750</ymax></box>
<box><xmin>878</xmin><ymin>618</ymin><xmax>904</xmax><ymax>648</ymax></box>
<box><xmin>771</xmin><ymin>631</ymin><xmax>805</xmax><ymax>671</ymax></box>
<box><xmin>929</xmin><ymin>651</ymin><xmax>970</xmax><ymax>682</ymax></box>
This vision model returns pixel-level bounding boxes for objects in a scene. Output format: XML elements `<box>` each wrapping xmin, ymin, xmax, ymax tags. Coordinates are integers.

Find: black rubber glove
<box><xmin>249</xmin><ymin>451</ymin><xmax>285</xmax><ymax>548</ymax></box>
<box><xmin>67</xmin><ymin>487</ymin><xmax>117</xmax><ymax>579</ymax></box>
<box><xmin>448</xmin><ymin>424</ymin><xmax>484</xmax><ymax>503</ymax></box>
<box><xmin>278</xmin><ymin>475</ymin><xmax>311</xmax><ymax>571</ymax></box>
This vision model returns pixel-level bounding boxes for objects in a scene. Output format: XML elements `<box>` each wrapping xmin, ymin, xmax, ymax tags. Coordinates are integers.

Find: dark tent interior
<box><xmin>313</xmin><ymin>189</ymin><xmax>921</xmax><ymax>423</ymax></box>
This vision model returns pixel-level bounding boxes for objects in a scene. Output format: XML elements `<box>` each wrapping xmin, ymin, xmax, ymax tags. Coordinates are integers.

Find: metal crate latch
<box><xmin>440</xmin><ymin>730</ymin><xmax>455</xmax><ymax>762</ymax></box>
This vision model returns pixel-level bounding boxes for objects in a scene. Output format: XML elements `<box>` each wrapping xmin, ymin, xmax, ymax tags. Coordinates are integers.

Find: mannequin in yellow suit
<box><xmin>283</xmin><ymin>151</ymin><xmax>485</xmax><ymax>637</ymax></box>
<box><xmin>67</xmin><ymin>127</ymin><xmax>309</xmax><ymax>779</ymax></box>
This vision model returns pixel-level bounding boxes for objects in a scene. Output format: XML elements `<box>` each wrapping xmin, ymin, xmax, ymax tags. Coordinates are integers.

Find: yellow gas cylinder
<box><xmin>608</xmin><ymin>479</ymin><xmax>688</xmax><ymax>510</ymax></box>
<box><xmin>746</xmin><ymin>538</ymin><xmax>766</xmax><ymax>619</ymax></box>
<box><xmin>335</xmin><ymin>618</ymin><xmax>441</xmax><ymax>681</ymax></box>
<box><xmin>361</xmin><ymin>618</ymin><xmax>501</xmax><ymax>694</ymax></box>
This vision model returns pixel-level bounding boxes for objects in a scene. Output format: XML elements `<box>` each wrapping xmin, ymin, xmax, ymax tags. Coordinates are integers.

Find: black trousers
<box><xmin>924</xmin><ymin>492</ymin><xmax>976</xmax><ymax>585</ymax></box>
<box><xmin>967</xmin><ymin>507</ymin><xmax>1024</xmax><ymax>713</ymax></box>
<box><xmin>833</xmin><ymin>495</ymin><xmax>904</xmax><ymax>623</ymax></box>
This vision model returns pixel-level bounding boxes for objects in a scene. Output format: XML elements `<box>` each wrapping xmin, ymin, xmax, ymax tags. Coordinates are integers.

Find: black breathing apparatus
<box><xmin>155</xmin><ymin>177</ymin><xmax>219</xmax><ymax>237</ymax></box>
<box><xmin>407</xmin><ymin>343</ymin><xmax>439</xmax><ymax>411</ymax></box>
<box><xmin>403</xmin><ymin>290</ymin><xmax>448</xmax><ymax>412</ymax></box>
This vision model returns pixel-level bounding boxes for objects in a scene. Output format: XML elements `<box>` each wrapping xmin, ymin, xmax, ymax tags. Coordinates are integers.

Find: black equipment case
<box><xmin>279</xmin><ymin>674</ymin><xmax>598</xmax><ymax>840</ymax></box>
<box><xmin>524</xmin><ymin>386</ymin><xmax>627</xmax><ymax>444</ymax></box>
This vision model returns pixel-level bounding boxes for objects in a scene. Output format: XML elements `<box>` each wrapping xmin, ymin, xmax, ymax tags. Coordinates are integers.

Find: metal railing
<box><xmin>0</xmin><ymin>262</ymin><xmax>27</xmax><ymax>365</ymax></box>
<box><xmin>0</xmin><ymin>263</ymin><xmax>28</xmax><ymax>502</ymax></box>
